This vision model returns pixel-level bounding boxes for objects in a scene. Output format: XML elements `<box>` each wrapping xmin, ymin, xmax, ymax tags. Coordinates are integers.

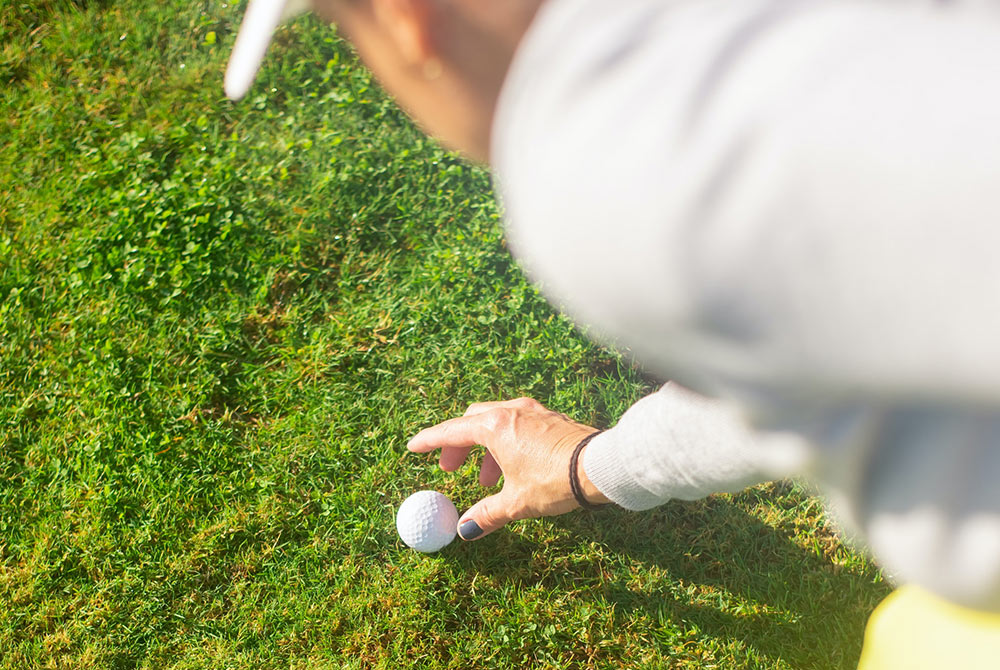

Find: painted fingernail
<box><xmin>458</xmin><ymin>519</ymin><xmax>483</xmax><ymax>540</ymax></box>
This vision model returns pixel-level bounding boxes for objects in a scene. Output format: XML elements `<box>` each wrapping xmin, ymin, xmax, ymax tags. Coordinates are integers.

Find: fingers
<box><xmin>457</xmin><ymin>492</ymin><xmax>511</xmax><ymax>541</ymax></box>
<box><xmin>463</xmin><ymin>397</ymin><xmax>540</xmax><ymax>416</ymax></box>
<box><xmin>439</xmin><ymin>446</ymin><xmax>472</xmax><ymax>472</ymax></box>
<box><xmin>478</xmin><ymin>450</ymin><xmax>502</xmax><ymax>487</ymax></box>
<box><xmin>408</xmin><ymin>398</ymin><xmax>543</xmax><ymax>457</ymax></box>
<box><xmin>463</xmin><ymin>401</ymin><xmax>504</xmax><ymax>417</ymax></box>
<box><xmin>408</xmin><ymin>398</ymin><xmax>544</xmax><ymax>541</ymax></box>
<box><xmin>407</xmin><ymin>414</ymin><xmax>487</xmax><ymax>453</ymax></box>
<box><xmin>446</xmin><ymin>402</ymin><xmax>505</xmax><ymax>474</ymax></box>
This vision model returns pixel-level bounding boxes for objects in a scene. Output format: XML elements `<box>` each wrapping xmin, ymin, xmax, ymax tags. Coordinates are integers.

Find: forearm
<box><xmin>582</xmin><ymin>384</ymin><xmax>1000</xmax><ymax>613</ymax></box>
<box><xmin>582</xmin><ymin>383</ymin><xmax>808</xmax><ymax>510</ymax></box>
<box><xmin>496</xmin><ymin>0</ymin><xmax>1000</xmax><ymax>610</ymax></box>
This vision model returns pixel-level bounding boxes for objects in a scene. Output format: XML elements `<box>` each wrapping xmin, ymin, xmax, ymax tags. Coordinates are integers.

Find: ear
<box><xmin>371</xmin><ymin>0</ymin><xmax>438</xmax><ymax>65</ymax></box>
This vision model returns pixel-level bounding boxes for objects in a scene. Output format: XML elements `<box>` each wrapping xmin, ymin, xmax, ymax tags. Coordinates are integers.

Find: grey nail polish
<box><xmin>459</xmin><ymin>519</ymin><xmax>483</xmax><ymax>540</ymax></box>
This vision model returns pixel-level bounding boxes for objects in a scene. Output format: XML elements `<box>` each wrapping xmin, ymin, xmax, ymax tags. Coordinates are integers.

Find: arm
<box><xmin>490</xmin><ymin>0</ymin><xmax>1000</xmax><ymax>610</ymax></box>
<box><xmin>407</xmin><ymin>385</ymin><xmax>805</xmax><ymax>536</ymax></box>
<box><xmin>582</xmin><ymin>387</ymin><xmax>1000</xmax><ymax>612</ymax></box>
<box><xmin>582</xmin><ymin>382</ymin><xmax>806</xmax><ymax>510</ymax></box>
<box><xmin>409</xmin><ymin>386</ymin><xmax>1000</xmax><ymax>613</ymax></box>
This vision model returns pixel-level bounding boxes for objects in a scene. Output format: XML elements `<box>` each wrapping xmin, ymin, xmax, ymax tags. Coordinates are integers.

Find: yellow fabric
<box><xmin>857</xmin><ymin>585</ymin><xmax>1000</xmax><ymax>670</ymax></box>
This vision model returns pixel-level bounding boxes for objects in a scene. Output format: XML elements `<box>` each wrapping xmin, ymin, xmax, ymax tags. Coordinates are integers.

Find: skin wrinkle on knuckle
<box><xmin>482</xmin><ymin>499</ymin><xmax>504</xmax><ymax>527</ymax></box>
<box><xmin>465</xmin><ymin>401</ymin><xmax>489</xmax><ymax>416</ymax></box>
<box><xmin>467</xmin><ymin>412</ymin><xmax>493</xmax><ymax>445</ymax></box>
<box><xmin>488</xmin><ymin>407</ymin><xmax>515</xmax><ymax>435</ymax></box>
<box><xmin>506</xmin><ymin>490</ymin><xmax>535</xmax><ymax>520</ymax></box>
<box><xmin>506</xmin><ymin>501</ymin><xmax>526</xmax><ymax>521</ymax></box>
<box><xmin>509</xmin><ymin>407</ymin><xmax>525</xmax><ymax>432</ymax></box>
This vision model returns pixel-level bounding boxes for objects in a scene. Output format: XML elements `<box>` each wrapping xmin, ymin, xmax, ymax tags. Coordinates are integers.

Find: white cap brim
<box><xmin>225</xmin><ymin>0</ymin><xmax>310</xmax><ymax>101</ymax></box>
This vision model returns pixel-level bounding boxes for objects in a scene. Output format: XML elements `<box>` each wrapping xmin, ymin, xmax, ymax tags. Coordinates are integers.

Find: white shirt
<box><xmin>492</xmin><ymin>0</ymin><xmax>1000</xmax><ymax>611</ymax></box>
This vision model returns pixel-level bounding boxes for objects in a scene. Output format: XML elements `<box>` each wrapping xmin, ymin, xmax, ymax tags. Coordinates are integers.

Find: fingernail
<box><xmin>458</xmin><ymin>519</ymin><xmax>483</xmax><ymax>541</ymax></box>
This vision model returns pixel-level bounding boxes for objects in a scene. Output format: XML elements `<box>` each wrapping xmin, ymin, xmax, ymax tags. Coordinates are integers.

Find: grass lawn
<box><xmin>0</xmin><ymin>1</ymin><xmax>890</xmax><ymax>667</ymax></box>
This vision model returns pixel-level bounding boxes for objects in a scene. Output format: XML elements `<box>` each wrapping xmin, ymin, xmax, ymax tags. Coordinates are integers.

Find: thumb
<box><xmin>457</xmin><ymin>493</ymin><xmax>512</xmax><ymax>541</ymax></box>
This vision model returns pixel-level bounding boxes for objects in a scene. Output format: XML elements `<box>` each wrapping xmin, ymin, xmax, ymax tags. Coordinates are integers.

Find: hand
<box><xmin>407</xmin><ymin>397</ymin><xmax>611</xmax><ymax>541</ymax></box>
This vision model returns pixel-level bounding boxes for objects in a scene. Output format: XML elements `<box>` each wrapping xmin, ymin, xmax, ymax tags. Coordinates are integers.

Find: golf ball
<box><xmin>396</xmin><ymin>490</ymin><xmax>459</xmax><ymax>553</ymax></box>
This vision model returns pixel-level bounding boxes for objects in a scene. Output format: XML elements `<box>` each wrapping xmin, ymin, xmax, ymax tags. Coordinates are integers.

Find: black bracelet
<box><xmin>569</xmin><ymin>430</ymin><xmax>608</xmax><ymax>511</ymax></box>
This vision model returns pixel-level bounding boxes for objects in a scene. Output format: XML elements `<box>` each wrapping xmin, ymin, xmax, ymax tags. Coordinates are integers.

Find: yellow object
<box><xmin>857</xmin><ymin>585</ymin><xmax>1000</xmax><ymax>670</ymax></box>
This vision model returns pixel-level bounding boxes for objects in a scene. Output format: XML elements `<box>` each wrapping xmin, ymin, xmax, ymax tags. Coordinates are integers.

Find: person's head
<box><xmin>228</xmin><ymin>0</ymin><xmax>544</xmax><ymax>163</ymax></box>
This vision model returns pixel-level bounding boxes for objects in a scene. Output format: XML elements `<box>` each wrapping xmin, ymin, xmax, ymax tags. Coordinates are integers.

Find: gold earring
<box><xmin>422</xmin><ymin>58</ymin><xmax>443</xmax><ymax>81</ymax></box>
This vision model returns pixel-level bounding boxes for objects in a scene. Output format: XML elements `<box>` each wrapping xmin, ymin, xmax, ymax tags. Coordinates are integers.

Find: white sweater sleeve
<box><xmin>492</xmin><ymin>0</ymin><xmax>1000</xmax><ymax>611</ymax></box>
<box><xmin>582</xmin><ymin>382</ymin><xmax>808</xmax><ymax>509</ymax></box>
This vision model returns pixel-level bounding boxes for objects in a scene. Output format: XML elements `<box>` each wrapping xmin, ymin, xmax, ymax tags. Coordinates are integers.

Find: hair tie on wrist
<box><xmin>569</xmin><ymin>430</ymin><xmax>607</xmax><ymax>511</ymax></box>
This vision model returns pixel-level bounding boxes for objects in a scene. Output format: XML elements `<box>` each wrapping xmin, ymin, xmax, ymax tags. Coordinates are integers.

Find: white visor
<box><xmin>224</xmin><ymin>0</ymin><xmax>311</xmax><ymax>101</ymax></box>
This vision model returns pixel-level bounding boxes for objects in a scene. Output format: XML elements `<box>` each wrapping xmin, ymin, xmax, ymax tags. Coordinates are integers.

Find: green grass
<box><xmin>1</xmin><ymin>1</ymin><xmax>890</xmax><ymax>667</ymax></box>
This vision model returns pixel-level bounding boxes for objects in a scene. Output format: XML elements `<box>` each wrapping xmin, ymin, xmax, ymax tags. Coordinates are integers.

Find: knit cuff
<box><xmin>582</xmin><ymin>430</ymin><xmax>665</xmax><ymax>511</ymax></box>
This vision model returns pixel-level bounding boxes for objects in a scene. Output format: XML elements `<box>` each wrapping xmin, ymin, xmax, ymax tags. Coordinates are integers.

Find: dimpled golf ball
<box><xmin>396</xmin><ymin>490</ymin><xmax>459</xmax><ymax>553</ymax></box>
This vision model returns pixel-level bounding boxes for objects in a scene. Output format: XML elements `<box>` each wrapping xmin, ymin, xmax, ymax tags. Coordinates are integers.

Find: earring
<box><xmin>422</xmin><ymin>58</ymin><xmax>443</xmax><ymax>81</ymax></box>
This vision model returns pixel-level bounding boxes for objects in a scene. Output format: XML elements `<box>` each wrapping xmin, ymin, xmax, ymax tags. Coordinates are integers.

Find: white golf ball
<box><xmin>396</xmin><ymin>490</ymin><xmax>459</xmax><ymax>553</ymax></box>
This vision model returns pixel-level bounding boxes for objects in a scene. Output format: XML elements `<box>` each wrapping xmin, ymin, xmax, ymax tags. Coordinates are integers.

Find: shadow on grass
<box><xmin>443</xmin><ymin>491</ymin><xmax>890</xmax><ymax>669</ymax></box>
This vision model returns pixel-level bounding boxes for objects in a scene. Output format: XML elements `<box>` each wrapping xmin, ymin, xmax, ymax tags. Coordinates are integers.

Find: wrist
<box><xmin>569</xmin><ymin>431</ymin><xmax>612</xmax><ymax>509</ymax></box>
<box><xmin>576</xmin><ymin>449</ymin><xmax>612</xmax><ymax>506</ymax></box>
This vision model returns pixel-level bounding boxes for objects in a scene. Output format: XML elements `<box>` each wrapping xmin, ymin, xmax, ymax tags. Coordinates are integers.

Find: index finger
<box><xmin>407</xmin><ymin>413</ymin><xmax>491</xmax><ymax>454</ymax></box>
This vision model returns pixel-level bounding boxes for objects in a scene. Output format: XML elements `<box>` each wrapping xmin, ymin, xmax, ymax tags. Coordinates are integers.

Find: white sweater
<box><xmin>492</xmin><ymin>0</ymin><xmax>1000</xmax><ymax>612</ymax></box>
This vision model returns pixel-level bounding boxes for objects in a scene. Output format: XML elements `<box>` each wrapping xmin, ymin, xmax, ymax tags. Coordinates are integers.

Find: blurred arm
<box><xmin>582</xmin><ymin>382</ymin><xmax>807</xmax><ymax>509</ymax></box>
<box><xmin>494</xmin><ymin>0</ymin><xmax>1000</xmax><ymax>611</ymax></box>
